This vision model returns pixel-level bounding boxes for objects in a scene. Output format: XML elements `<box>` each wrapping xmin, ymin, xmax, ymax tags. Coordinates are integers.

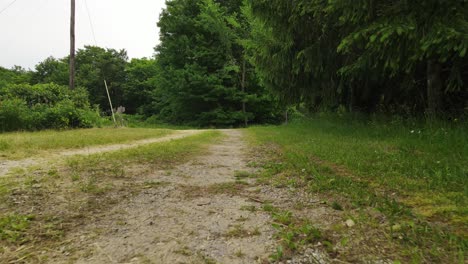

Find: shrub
<box><xmin>0</xmin><ymin>98</ymin><xmax>29</xmax><ymax>131</ymax></box>
<box><xmin>0</xmin><ymin>83</ymin><xmax>101</xmax><ymax>131</ymax></box>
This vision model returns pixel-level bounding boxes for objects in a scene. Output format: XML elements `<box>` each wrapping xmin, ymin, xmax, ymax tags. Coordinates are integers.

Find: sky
<box><xmin>0</xmin><ymin>0</ymin><xmax>166</xmax><ymax>69</ymax></box>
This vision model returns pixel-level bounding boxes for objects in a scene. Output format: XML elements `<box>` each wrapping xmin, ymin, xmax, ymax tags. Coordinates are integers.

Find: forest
<box><xmin>0</xmin><ymin>1</ymin><xmax>467</xmax><ymax>263</ymax></box>
<box><xmin>1</xmin><ymin>0</ymin><xmax>466</xmax><ymax>132</ymax></box>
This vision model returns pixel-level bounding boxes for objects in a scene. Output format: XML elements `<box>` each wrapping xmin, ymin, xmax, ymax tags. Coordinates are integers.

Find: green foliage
<box><xmin>153</xmin><ymin>0</ymin><xmax>282</xmax><ymax>127</ymax></box>
<box><xmin>31</xmin><ymin>56</ymin><xmax>69</xmax><ymax>85</ymax></box>
<box><xmin>0</xmin><ymin>98</ymin><xmax>29</xmax><ymax>131</ymax></box>
<box><xmin>75</xmin><ymin>46</ymin><xmax>128</xmax><ymax>109</ymax></box>
<box><xmin>0</xmin><ymin>214</ymin><xmax>34</xmax><ymax>243</ymax></box>
<box><xmin>248</xmin><ymin>0</ymin><xmax>468</xmax><ymax>116</ymax></box>
<box><xmin>29</xmin><ymin>46</ymin><xmax>129</xmax><ymax>113</ymax></box>
<box><xmin>122</xmin><ymin>58</ymin><xmax>158</xmax><ymax>114</ymax></box>
<box><xmin>0</xmin><ymin>83</ymin><xmax>100</xmax><ymax>131</ymax></box>
<box><xmin>0</xmin><ymin>66</ymin><xmax>32</xmax><ymax>89</ymax></box>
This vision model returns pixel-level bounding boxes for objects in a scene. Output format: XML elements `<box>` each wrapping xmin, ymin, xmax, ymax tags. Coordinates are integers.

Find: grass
<box><xmin>224</xmin><ymin>224</ymin><xmax>261</xmax><ymax>238</ymax></box>
<box><xmin>262</xmin><ymin>204</ymin><xmax>326</xmax><ymax>261</ymax></box>
<box><xmin>248</xmin><ymin>114</ymin><xmax>467</xmax><ymax>263</ymax></box>
<box><xmin>0</xmin><ymin>214</ymin><xmax>35</xmax><ymax>243</ymax></box>
<box><xmin>0</xmin><ymin>127</ymin><xmax>173</xmax><ymax>160</ymax></box>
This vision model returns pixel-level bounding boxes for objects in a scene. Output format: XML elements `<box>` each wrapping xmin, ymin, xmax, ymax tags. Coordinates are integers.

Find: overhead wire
<box><xmin>83</xmin><ymin>0</ymin><xmax>98</xmax><ymax>46</ymax></box>
<box><xmin>0</xmin><ymin>0</ymin><xmax>19</xmax><ymax>16</ymax></box>
<box><xmin>82</xmin><ymin>0</ymin><xmax>117</xmax><ymax>125</ymax></box>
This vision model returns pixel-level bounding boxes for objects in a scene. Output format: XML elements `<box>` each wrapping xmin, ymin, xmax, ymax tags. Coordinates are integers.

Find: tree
<box><xmin>0</xmin><ymin>66</ymin><xmax>32</xmax><ymax>88</ymax></box>
<box><xmin>75</xmin><ymin>46</ymin><xmax>128</xmax><ymax>109</ymax></box>
<box><xmin>31</xmin><ymin>57</ymin><xmax>68</xmax><ymax>85</ymax></box>
<box><xmin>333</xmin><ymin>0</ymin><xmax>468</xmax><ymax>116</ymax></box>
<box><xmin>122</xmin><ymin>58</ymin><xmax>158</xmax><ymax>114</ymax></box>
<box><xmin>248</xmin><ymin>0</ymin><xmax>468</xmax><ymax>117</ymax></box>
<box><xmin>154</xmin><ymin>0</ymin><xmax>246</xmax><ymax>126</ymax></box>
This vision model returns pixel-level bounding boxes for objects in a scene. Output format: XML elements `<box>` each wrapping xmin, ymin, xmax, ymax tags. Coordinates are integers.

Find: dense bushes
<box><xmin>0</xmin><ymin>83</ymin><xmax>101</xmax><ymax>132</ymax></box>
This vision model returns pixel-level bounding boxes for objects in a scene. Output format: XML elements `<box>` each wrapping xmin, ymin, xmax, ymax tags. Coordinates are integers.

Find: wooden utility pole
<box><xmin>69</xmin><ymin>0</ymin><xmax>75</xmax><ymax>89</ymax></box>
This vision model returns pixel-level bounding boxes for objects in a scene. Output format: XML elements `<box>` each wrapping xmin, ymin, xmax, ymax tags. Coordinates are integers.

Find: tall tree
<box><xmin>75</xmin><ymin>46</ymin><xmax>128</xmax><ymax>109</ymax></box>
<box><xmin>31</xmin><ymin>57</ymin><xmax>69</xmax><ymax>85</ymax></box>
<box><xmin>155</xmin><ymin>0</ymin><xmax>252</xmax><ymax>126</ymax></box>
<box><xmin>122</xmin><ymin>58</ymin><xmax>159</xmax><ymax>114</ymax></box>
<box><xmin>249</xmin><ymin>0</ymin><xmax>468</xmax><ymax>116</ymax></box>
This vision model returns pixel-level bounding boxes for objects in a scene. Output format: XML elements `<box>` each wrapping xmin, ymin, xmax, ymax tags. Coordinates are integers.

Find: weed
<box><xmin>331</xmin><ymin>201</ymin><xmax>343</xmax><ymax>211</ymax></box>
<box><xmin>234</xmin><ymin>248</ymin><xmax>245</xmax><ymax>258</ymax></box>
<box><xmin>225</xmin><ymin>224</ymin><xmax>261</xmax><ymax>238</ymax></box>
<box><xmin>262</xmin><ymin>203</ymin><xmax>277</xmax><ymax>212</ymax></box>
<box><xmin>240</xmin><ymin>205</ymin><xmax>257</xmax><ymax>212</ymax></box>
<box><xmin>196</xmin><ymin>252</ymin><xmax>217</xmax><ymax>264</ymax></box>
<box><xmin>272</xmin><ymin>210</ymin><xmax>293</xmax><ymax>226</ymax></box>
<box><xmin>270</xmin><ymin>246</ymin><xmax>284</xmax><ymax>261</ymax></box>
<box><xmin>234</xmin><ymin>170</ymin><xmax>252</xmax><ymax>180</ymax></box>
<box><xmin>143</xmin><ymin>181</ymin><xmax>169</xmax><ymax>188</ymax></box>
<box><xmin>236</xmin><ymin>216</ymin><xmax>249</xmax><ymax>222</ymax></box>
<box><xmin>175</xmin><ymin>246</ymin><xmax>192</xmax><ymax>256</ymax></box>
<box><xmin>0</xmin><ymin>214</ymin><xmax>35</xmax><ymax>243</ymax></box>
<box><xmin>205</xmin><ymin>182</ymin><xmax>246</xmax><ymax>196</ymax></box>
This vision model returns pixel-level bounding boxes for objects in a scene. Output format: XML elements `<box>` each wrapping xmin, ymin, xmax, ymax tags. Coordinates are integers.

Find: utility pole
<box><xmin>69</xmin><ymin>0</ymin><xmax>75</xmax><ymax>90</ymax></box>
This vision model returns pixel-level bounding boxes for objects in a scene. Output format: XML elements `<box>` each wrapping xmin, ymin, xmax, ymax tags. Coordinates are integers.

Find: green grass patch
<box><xmin>248</xmin><ymin>115</ymin><xmax>467</xmax><ymax>262</ymax></box>
<box><xmin>0</xmin><ymin>127</ymin><xmax>173</xmax><ymax>160</ymax></box>
<box><xmin>262</xmin><ymin>204</ymin><xmax>327</xmax><ymax>261</ymax></box>
<box><xmin>0</xmin><ymin>214</ymin><xmax>35</xmax><ymax>243</ymax></box>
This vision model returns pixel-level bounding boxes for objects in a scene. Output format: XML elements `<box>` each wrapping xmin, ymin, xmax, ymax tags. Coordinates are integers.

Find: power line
<box><xmin>0</xmin><ymin>0</ymin><xmax>19</xmax><ymax>16</ymax></box>
<box><xmin>84</xmin><ymin>0</ymin><xmax>98</xmax><ymax>46</ymax></box>
<box><xmin>83</xmin><ymin>0</ymin><xmax>116</xmax><ymax>125</ymax></box>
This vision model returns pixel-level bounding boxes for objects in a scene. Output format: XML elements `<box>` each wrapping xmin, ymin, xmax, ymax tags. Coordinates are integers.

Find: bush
<box><xmin>0</xmin><ymin>83</ymin><xmax>101</xmax><ymax>132</ymax></box>
<box><xmin>0</xmin><ymin>98</ymin><xmax>29</xmax><ymax>131</ymax></box>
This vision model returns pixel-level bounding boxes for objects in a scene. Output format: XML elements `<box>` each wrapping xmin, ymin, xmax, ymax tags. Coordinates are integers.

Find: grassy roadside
<box><xmin>0</xmin><ymin>130</ymin><xmax>221</xmax><ymax>263</ymax></box>
<box><xmin>247</xmin><ymin>116</ymin><xmax>467</xmax><ymax>263</ymax></box>
<box><xmin>0</xmin><ymin>127</ymin><xmax>173</xmax><ymax>160</ymax></box>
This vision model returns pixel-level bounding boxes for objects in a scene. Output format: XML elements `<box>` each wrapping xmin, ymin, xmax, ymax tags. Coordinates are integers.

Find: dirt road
<box><xmin>45</xmin><ymin>130</ymin><xmax>278</xmax><ymax>263</ymax></box>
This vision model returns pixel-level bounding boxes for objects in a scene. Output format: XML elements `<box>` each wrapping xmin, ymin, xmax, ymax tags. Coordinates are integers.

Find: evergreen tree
<box><xmin>154</xmin><ymin>0</ymin><xmax>280</xmax><ymax>126</ymax></box>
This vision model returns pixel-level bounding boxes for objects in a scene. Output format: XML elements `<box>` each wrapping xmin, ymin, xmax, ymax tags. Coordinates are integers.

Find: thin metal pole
<box><xmin>104</xmin><ymin>80</ymin><xmax>117</xmax><ymax>125</ymax></box>
<box><xmin>69</xmin><ymin>0</ymin><xmax>75</xmax><ymax>90</ymax></box>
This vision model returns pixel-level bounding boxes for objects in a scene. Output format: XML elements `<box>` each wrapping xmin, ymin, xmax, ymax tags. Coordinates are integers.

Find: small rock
<box><xmin>345</xmin><ymin>219</ymin><xmax>355</xmax><ymax>227</ymax></box>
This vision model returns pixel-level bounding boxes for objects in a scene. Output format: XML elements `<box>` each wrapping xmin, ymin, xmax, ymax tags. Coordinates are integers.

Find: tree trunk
<box><xmin>348</xmin><ymin>84</ymin><xmax>354</xmax><ymax>112</ymax></box>
<box><xmin>241</xmin><ymin>58</ymin><xmax>248</xmax><ymax>127</ymax></box>
<box><xmin>427</xmin><ymin>60</ymin><xmax>442</xmax><ymax>118</ymax></box>
<box><xmin>284</xmin><ymin>109</ymin><xmax>288</xmax><ymax>125</ymax></box>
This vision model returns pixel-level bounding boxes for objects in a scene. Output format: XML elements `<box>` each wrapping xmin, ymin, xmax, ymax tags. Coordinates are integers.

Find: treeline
<box><xmin>1</xmin><ymin>0</ymin><xmax>466</xmax><ymax>131</ymax></box>
<box><xmin>248</xmin><ymin>0</ymin><xmax>468</xmax><ymax>117</ymax></box>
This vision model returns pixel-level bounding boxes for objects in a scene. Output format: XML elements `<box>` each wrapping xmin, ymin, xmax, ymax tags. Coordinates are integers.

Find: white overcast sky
<box><xmin>0</xmin><ymin>0</ymin><xmax>166</xmax><ymax>69</ymax></box>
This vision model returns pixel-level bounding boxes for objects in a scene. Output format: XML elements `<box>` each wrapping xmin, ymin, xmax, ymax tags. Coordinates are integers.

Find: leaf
<box><xmin>460</xmin><ymin>47</ymin><xmax>467</xmax><ymax>57</ymax></box>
